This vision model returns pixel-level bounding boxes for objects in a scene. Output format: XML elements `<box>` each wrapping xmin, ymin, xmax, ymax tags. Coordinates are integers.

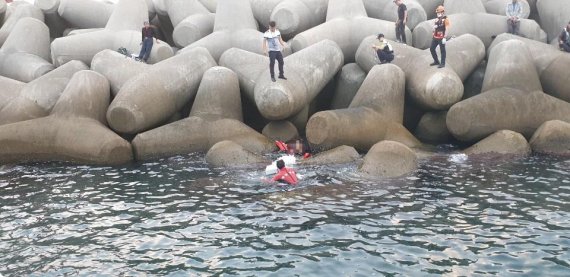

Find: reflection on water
<box><xmin>1</xmin><ymin>153</ymin><xmax>569</xmax><ymax>276</ymax></box>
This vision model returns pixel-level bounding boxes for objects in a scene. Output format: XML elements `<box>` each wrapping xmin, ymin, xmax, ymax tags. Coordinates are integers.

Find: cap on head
<box><xmin>436</xmin><ymin>5</ymin><xmax>445</xmax><ymax>13</ymax></box>
<box><xmin>276</xmin><ymin>159</ymin><xmax>285</xmax><ymax>169</ymax></box>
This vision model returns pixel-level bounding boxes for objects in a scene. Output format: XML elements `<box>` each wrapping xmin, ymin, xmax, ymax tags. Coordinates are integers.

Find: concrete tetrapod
<box><xmin>362</xmin><ymin>0</ymin><xmax>427</xmax><ymax>30</ymax></box>
<box><xmin>356</xmin><ymin>34</ymin><xmax>485</xmax><ymax>110</ymax></box>
<box><xmin>91</xmin><ymin>49</ymin><xmax>148</xmax><ymax>96</ymax></box>
<box><xmin>179</xmin><ymin>0</ymin><xmax>265</xmax><ymax>62</ymax></box>
<box><xmin>51</xmin><ymin>0</ymin><xmax>173</xmax><ymax>66</ymax></box>
<box><xmin>250</xmin><ymin>0</ymin><xmax>283</xmax><ymax>29</ymax></box>
<box><xmin>270</xmin><ymin>0</ymin><xmax>327</xmax><ymax>39</ymax></box>
<box><xmin>0</xmin><ymin>70</ymin><xmax>133</xmax><ymax>165</ymax></box>
<box><xmin>306</xmin><ymin>64</ymin><xmax>421</xmax><ymax>152</ymax></box>
<box><xmin>206</xmin><ymin>140</ymin><xmax>269</xmax><ymax>168</ymax></box>
<box><xmin>0</xmin><ymin>76</ymin><xmax>24</xmax><ymax>111</ymax></box>
<box><xmin>359</xmin><ymin>140</ymin><xmax>418</xmax><ymax>178</ymax></box>
<box><xmin>447</xmin><ymin>88</ymin><xmax>570</xmax><ymax>142</ymax></box>
<box><xmin>107</xmin><ymin>47</ymin><xmax>216</xmax><ymax>135</ymax></box>
<box><xmin>167</xmin><ymin>0</ymin><xmax>214</xmax><ymax>48</ymax></box>
<box><xmin>132</xmin><ymin>66</ymin><xmax>275</xmax><ymax>161</ymax></box>
<box><xmin>300</xmin><ymin>145</ymin><xmax>360</xmax><ymax>166</ymax></box>
<box><xmin>290</xmin><ymin>0</ymin><xmax>412</xmax><ymax>63</ymax></box>
<box><xmin>536</xmin><ymin>0</ymin><xmax>570</xmax><ymax>42</ymax></box>
<box><xmin>482</xmin><ymin>39</ymin><xmax>542</xmax><ymax>93</ymax></box>
<box><xmin>57</xmin><ymin>0</ymin><xmax>113</xmax><ymax>29</ymax></box>
<box><xmin>412</xmin><ymin>13</ymin><xmax>547</xmax><ymax>49</ymax></box>
<box><xmin>0</xmin><ymin>17</ymin><xmax>53</xmax><ymax>82</ymax></box>
<box><xmin>0</xmin><ymin>60</ymin><xmax>88</xmax><ymax>125</ymax></box>
<box><xmin>220</xmin><ymin>40</ymin><xmax>344</xmax><ymax>120</ymax></box>
<box><xmin>444</xmin><ymin>0</ymin><xmax>486</xmax><ymax>15</ymax></box>
<box><xmin>0</xmin><ymin>1</ymin><xmax>43</xmax><ymax>46</ymax></box>
<box><xmin>414</xmin><ymin>111</ymin><xmax>452</xmax><ymax>144</ymax></box>
<box><xmin>464</xmin><ymin>130</ymin><xmax>531</xmax><ymax>156</ymax></box>
<box><xmin>330</xmin><ymin>63</ymin><xmax>366</xmax><ymax>110</ymax></box>
<box><xmin>35</xmin><ymin>0</ymin><xmax>69</xmax><ymax>38</ymax></box>
<box><xmin>483</xmin><ymin>0</ymin><xmax>531</xmax><ymax>19</ymax></box>
<box><xmin>530</xmin><ymin>120</ymin><xmax>570</xmax><ymax>156</ymax></box>
<box><xmin>262</xmin><ymin>121</ymin><xmax>299</xmax><ymax>142</ymax></box>
<box><xmin>490</xmin><ymin>33</ymin><xmax>570</xmax><ymax>102</ymax></box>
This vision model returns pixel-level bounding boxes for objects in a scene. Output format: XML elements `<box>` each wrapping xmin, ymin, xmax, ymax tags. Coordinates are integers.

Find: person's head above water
<box><xmin>276</xmin><ymin>159</ymin><xmax>285</xmax><ymax>169</ymax></box>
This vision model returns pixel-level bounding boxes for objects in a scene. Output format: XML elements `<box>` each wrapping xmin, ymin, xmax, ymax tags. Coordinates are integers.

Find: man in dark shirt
<box><xmin>138</xmin><ymin>21</ymin><xmax>159</xmax><ymax>63</ymax></box>
<box><xmin>394</xmin><ymin>0</ymin><xmax>407</xmax><ymax>44</ymax></box>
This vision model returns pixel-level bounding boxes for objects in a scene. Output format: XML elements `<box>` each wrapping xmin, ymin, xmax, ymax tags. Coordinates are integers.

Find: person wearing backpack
<box><xmin>430</xmin><ymin>5</ymin><xmax>449</xmax><ymax>69</ymax></box>
<box><xmin>372</xmin><ymin>33</ymin><xmax>394</xmax><ymax>64</ymax></box>
<box><xmin>559</xmin><ymin>21</ymin><xmax>570</xmax><ymax>52</ymax></box>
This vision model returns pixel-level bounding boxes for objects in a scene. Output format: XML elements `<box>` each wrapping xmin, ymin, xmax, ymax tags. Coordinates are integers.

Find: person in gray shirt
<box><xmin>262</xmin><ymin>21</ymin><xmax>287</xmax><ymax>82</ymax></box>
<box><xmin>506</xmin><ymin>0</ymin><xmax>523</xmax><ymax>35</ymax></box>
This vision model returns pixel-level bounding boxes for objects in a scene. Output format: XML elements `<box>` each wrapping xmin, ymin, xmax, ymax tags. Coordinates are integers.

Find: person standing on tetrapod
<box><xmin>430</xmin><ymin>5</ymin><xmax>450</xmax><ymax>69</ymax></box>
<box><xmin>263</xmin><ymin>21</ymin><xmax>287</xmax><ymax>82</ymax></box>
<box><xmin>394</xmin><ymin>0</ymin><xmax>408</xmax><ymax>44</ymax></box>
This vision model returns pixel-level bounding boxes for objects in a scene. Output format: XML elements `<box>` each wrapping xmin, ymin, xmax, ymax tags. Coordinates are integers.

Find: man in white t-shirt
<box><xmin>263</xmin><ymin>21</ymin><xmax>287</xmax><ymax>82</ymax></box>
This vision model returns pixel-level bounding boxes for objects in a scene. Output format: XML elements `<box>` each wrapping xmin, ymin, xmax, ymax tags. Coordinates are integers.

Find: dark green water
<box><xmin>1</xmin><ymin>153</ymin><xmax>569</xmax><ymax>276</ymax></box>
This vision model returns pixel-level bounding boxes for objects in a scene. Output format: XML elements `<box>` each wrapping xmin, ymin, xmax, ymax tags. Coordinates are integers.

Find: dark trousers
<box><xmin>430</xmin><ymin>38</ymin><xmax>446</xmax><ymax>65</ymax></box>
<box><xmin>395</xmin><ymin>22</ymin><xmax>406</xmax><ymax>43</ymax></box>
<box><xmin>377</xmin><ymin>50</ymin><xmax>394</xmax><ymax>64</ymax></box>
<box><xmin>138</xmin><ymin>38</ymin><xmax>153</xmax><ymax>62</ymax></box>
<box><xmin>269</xmin><ymin>51</ymin><xmax>284</xmax><ymax>78</ymax></box>
<box><xmin>560</xmin><ymin>42</ymin><xmax>570</xmax><ymax>52</ymax></box>
<box><xmin>507</xmin><ymin>19</ymin><xmax>520</xmax><ymax>35</ymax></box>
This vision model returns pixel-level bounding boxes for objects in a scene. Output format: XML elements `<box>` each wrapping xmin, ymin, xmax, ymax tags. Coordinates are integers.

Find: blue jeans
<box><xmin>138</xmin><ymin>38</ymin><xmax>153</xmax><ymax>62</ymax></box>
<box><xmin>430</xmin><ymin>38</ymin><xmax>446</xmax><ymax>65</ymax></box>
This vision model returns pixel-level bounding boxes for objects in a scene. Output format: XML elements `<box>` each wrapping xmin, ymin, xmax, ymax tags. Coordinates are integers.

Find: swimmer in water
<box><xmin>263</xmin><ymin>159</ymin><xmax>298</xmax><ymax>186</ymax></box>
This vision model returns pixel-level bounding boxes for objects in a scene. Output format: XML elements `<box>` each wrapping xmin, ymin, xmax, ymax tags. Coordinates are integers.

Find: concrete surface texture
<box><xmin>179</xmin><ymin>0</ymin><xmax>265</xmax><ymax>61</ymax></box>
<box><xmin>0</xmin><ymin>60</ymin><xmax>88</xmax><ymax>125</ymax></box>
<box><xmin>359</xmin><ymin>140</ymin><xmax>418</xmax><ymax>178</ymax></box>
<box><xmin>464</xmin><ymin>130</ymin><xmax>531</xmax><ymax>156</ymax></box>
<box><xmin>529</xmin><ymin>120</ymin><xmax>570</xmax><ymax>155</ymax></box>
<box><xmin>0</xmin><ymin>1</ymin><xmax>43</xmax><ymax>46</ymax></box>
<box><xmin>306</xmin><ymin>64</ymin><xmax>421</xmax><ymax>151</ymax></box>
<box><xmin>107</xmin><ymin>47</ymin><xmax>216</xmax><ymax>135</ymax></box>
<box><xmin>131</xmin><ymin>66</ymin><xmax>275</xmax><ymax>161</ymax></box>
<box><xmin>0</xmin><ymin>17</ymin><xmax>53</xmax><ymax>82</ymax></box>
<box><xmin>50</xmin><ymin>0</ymin><xmax>173</xmax><ymax>67</ymax></box>
<box><xmin>0</xmin><ymin>70</ymin><xmax>133</xmax><ymax>165</ymax></box>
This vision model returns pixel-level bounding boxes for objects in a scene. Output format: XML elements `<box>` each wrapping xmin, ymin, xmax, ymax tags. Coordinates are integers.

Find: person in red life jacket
<box><xmin>430</xmin><ymin>5</ymin><xmax>450</xmax><ymax>69</ymax></box>
<box><xmin>138</xmin><ymin>21</ymin><xmax>159</xmax><ymax>63</ymax></box>
<box><xmin>275</xmin><ymin>139</ymin><xmax>312</xmax><ymax>159</ymax></box>
<box><xmin>271</xmin><ymin>159</ymin><xmax>298</xmax><ymax>185</ymax></box>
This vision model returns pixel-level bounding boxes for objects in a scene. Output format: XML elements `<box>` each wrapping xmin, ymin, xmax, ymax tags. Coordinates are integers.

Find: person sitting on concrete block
<box><xmin>372</xmin><ymin>33</ymin><xmax>394</xmax><ymax>64</ymax></box>
<box><xmin>559</xmin><ymin>21</ymin><xmax>570</xmax><ymax>52</ymax></box>
<box><xmin>263</xmin><ymin>21</ymin><xmax>287</xmax><ymax>82</ymax></box>
<box><xmin>506</xmin><ymin>0</ymin><xmax>523</xmax><ymax>35</ymax></box>
<box><xmin>138</xmin><ymin>21</ymin><xmax>159</xmax><ymax>63</ymax></box>
<box><xmin>430</xmin><ymin>5</ymin><xmax>449</xmax><ymax>68</ymax></box>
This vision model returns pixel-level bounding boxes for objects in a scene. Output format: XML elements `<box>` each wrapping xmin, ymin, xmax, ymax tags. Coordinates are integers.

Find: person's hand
<box><xmin>264</xmin><ymin>51</ymin><xmax>268</xmax><ymax>56</ymax></box>
<box><xmin>156</xmin><ymin>40</ymin><xmax>160</xmax><ymax>44</ymax></box>
<box><xmin>403</xmin><ymin>20</ymin><xmax>407</xmax><ymax>24</ymax></box>
<box><xmin>442</xmin><ymin>38</ymin><xmax>447</xmax><ymax>44</ymax></box>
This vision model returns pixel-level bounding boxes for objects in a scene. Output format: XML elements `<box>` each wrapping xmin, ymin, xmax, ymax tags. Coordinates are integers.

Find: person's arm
<box><xmin>403</xmin><ymin>9</ymin><xmax>408</xmax><ymax>24</ymax></box>
<box><xmin>279</xmin><ymin>35</ymin><xmax>286</xmax><ymax>47</ymax></box>
<box><xmin>141</xmin><ymin>28</ymin><xmax>144</xmax><ymax>43</ymax></box>
<box><xmin>516</xmin><ymin>4</ymin><xmax>522</xmax><ymax>20</ymax></box>
<box><xmin>444</xmin><ymin>18</ymin><xmax>450</xmax><ymax>38</ymax></box>
<box><xmin>506</xmin><ymin>3</ymin><xmax>513</xmax><ymax>19</ymax></box>
<box><xmin>262</xmin><ymin>36</ymin><xmax>268</xmax><ymax>55</ymax></box>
